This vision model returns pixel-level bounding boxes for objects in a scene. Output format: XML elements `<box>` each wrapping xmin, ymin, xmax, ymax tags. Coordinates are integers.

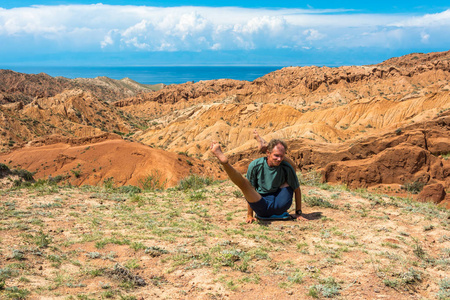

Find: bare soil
<box><xmin>0</xmin><ymin>178</ymin><xmax>448</xmax><ymax>299</ymax></box>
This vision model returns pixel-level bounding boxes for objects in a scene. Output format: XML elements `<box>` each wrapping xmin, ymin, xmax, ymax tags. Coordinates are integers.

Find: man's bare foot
<box><xmin>253</xmin><ymin>129</ymin><xmax>268</xmax><ymax>153</ymax></box>
<box><xmin>210</xmin><ymin>142</ymin><xmax>228</xmax><ymax>164</ymax></box>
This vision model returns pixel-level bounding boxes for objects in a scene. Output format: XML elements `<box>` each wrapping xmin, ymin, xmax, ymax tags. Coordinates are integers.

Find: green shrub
<box><xmin>71</xmin><ymin>169</ymin><xmax>81</xmax><ymax>178</ymax></box>
<box><xmin>4</xmin><ymin>286</ymin><xmax>30</xmax><ymax>299</ymax></box>
<box><xmin>401</xmin><ymin>268</ymin><xmax>421</xmax><ymax>285</ymax></box>
<box><xmin>48</xmin><ymin>175</ymin><xmax>65</xmax><ymax>184</ymax></box>
<box><xmin>304</xmin><ymin>196</ymin><xmax>337</xmax><ymax>209</ymax></box>
<box><xmin>288</xmin><ymin>271</ymin><xmax>304</xmax><ymax>284</ymax></box>
<box><xmin>308</xmin><ymin>277</ymin><xmax>341</xmax><ymax>298</ymax></box>
<box><xmin>0</xmin><ymin>163</ymin><xmax>10</xmax><ymax>171</ymax></box>
<box><xmin>11</xmin><ymin>169</ymin><xmax>35</xmax><ymax>181</ymax></box>
<box><xmin>177</xmin><ymin>174</ymin><xmax>214</xmax><ymax>191</ymax></box>
<box><xmin>437</xmin><ymin>278</ymin><xmax>450</xmax><ymax>300</ymax></box>
<box><xmin>0</xmin><ymin>267</ymin><xmax>17</xmax><ymax>282</ymax></box>
<box><xmin>130</xmin><ymin>242</ymin><xmax>146</xmax><ymax>251</ymax></box>
<box><xmin>119</xmin><ymin>185</ymin><xmax>142</xmax><ymax>194</ymax></box>
<box><xmin>138</xmin><ymin>170</ymin><xmax>167</xmax><ymax>191</ymax></box>
<box><xmin>103</xmin><ymin>177</ymin><xmax>115</xmax><ymax>191</ymax></box>
<box><xmin>188</xmin><ymin>191</ymin><xmax>206</xmax><ymax>201</ymax></box>
<box><xmin>34</xmin><ymin>231</ymin><xmax>52</xmax><ymax>248</ymax></box>
<box><xmin>404</xmin><ymin>181</ymin><xmax>425</xmax><ymax>194</ymax></box>
<box><xmin>299</xmin><ymin>170</ymin><xmax>322</xmax><ymax>186</ymax></box>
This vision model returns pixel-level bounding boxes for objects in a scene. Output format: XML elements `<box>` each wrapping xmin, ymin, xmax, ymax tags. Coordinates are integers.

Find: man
<box><xmin>210</xmin><ymin>138</ymin><xmax>304</xmax><ymax>223</ymax></box>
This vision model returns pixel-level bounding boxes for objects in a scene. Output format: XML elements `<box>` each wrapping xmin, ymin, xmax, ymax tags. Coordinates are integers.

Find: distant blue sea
<box><xmin>5</xmin><ymin>66</ymin><xmax>284</xmax><ymax>85</ymax></box>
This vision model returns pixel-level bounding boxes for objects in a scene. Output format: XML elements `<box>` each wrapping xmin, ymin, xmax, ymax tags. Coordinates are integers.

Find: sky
<box><xmin>0</xmin><ymin>1</ymin><xmax>449</xmax><ymax>67</ymax></box>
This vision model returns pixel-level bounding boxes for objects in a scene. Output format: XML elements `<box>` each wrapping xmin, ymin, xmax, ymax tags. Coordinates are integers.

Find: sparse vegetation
<box><xmin>0</xmin><ymin>176</ymin><xmax>447</xmax><ymax>299</ymax></box>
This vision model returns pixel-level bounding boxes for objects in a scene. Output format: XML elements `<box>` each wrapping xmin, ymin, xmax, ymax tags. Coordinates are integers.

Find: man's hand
<box><xmin>246</xmin><ymin>216</ymin><xmax>256</xmax><ymax>223</ymax></box>
<box><xmin>291</xmin><ymin>213</ymin><xmax>308</xmax><ymax>221</ymax></box>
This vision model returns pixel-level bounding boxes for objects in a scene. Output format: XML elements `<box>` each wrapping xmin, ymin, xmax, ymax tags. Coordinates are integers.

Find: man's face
<box><xmin>267</xmin><ymin>144</ymin><xmax>285</xmax><ymax>167</ymax></box>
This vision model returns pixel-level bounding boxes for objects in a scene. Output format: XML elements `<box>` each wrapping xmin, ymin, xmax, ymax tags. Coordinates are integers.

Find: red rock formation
<box><xmin>323</xmin><ymin>145</ymin><xmax>439</xmax><ymax>188</ymax></box>
<box><xmin>417</xmin><ymin>184</ymin><xmax>446</xmax><ymax>204</ymax></box>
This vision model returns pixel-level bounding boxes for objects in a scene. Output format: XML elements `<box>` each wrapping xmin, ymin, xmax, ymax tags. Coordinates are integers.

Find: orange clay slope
<box><xmin>0</xmin><ymin>134</ymin><xmax>224</xmax><ymax>188</ymax></box>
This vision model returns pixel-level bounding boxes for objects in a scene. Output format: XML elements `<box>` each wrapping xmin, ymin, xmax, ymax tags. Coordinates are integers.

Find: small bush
<box><xmin>188</xmin><ymin>191</ymin><xmax>206</xmax><ymax>201</ymax></box>
<box><xmin>130</xmin><ymin>242</ymin><xmax>146</xmax><ymax>251</ymax></box>
<box><xmin>11</xmin><ymin>169</ymin><xmax>35</xmax><ymax>181</ymax></box>
<box><xmin>401</xmin><ymin>268</ymin><xmax>421</xmax><ymax>285</ymax></box>
<box><xmin>34</xmin><ymin>231</ymin><xmax>52</xmax><ymax>248</ymax></box>
<box><xmin>0</xmin><ymin>267</ymin><xmax>17</xmax><ymax>282</ymax></box>
<box><xmin>299</xmin><ymin>170</ymin><xmax>322</xmax><ymax>186</ymax></box>
<box><xmin>145</xmin><ymin>246</ymin><xmax>169</xmax><ymax>257</ymax></box>
<box><xmin>308</xmin><ymin>277</ymin><xmax>341</xmax><ymax>298</ymax></box>
<box><xmin>48</xmin><ymin>175</ymin><xmax>65</xmax><ymax>184</ymax></box>
<box><xmin>71</xmin><ymin>169</ymin><xmax>81</xmax><ymax>178</ymax></box>
<box><xmin>437</xmin><ymin>278</ymin><xmax>450</xmax><ymax>300</ymax></box>
<box><xmin>404</xmin><ymin>181</ymin><xmax>425</xmax><ymax>194</ymax></box>
<box><xmin>119</xmin><ymin>185</ymin><xmax>142</xmax><ymax>194</ymax></box>
<box><xmin>103</xmin><ymin>177</ymin><xmax>115</xmax><ymax>191</ymax></box>
<box><xmin>4</xmin><ymin>286</ymin><xmax>30</xmax><ymax>299</ymax></box>
<box><xmin>288</xmin><ymin>271</ymin><xmax>304</xmax><ymax>284</ymax></box>
<box><xmin>177</xmin><ymin>174</ymin><xmax>214</xmax><ymax>191</ymax></box>
<box><xmin>138</xmin><ymin>170</ymin><xmax>167</xmax><ymax>191</ymax></box>
<box><xmin>0</xmin><ymin>163</ymin><xmax>10</xmax><ymax>171</ymax></box>
<box><xmin>86</xmin><ymin>252</ymin><xmax>101</xmax><ymax>259</ymax></box>
<box><xmin>304</xmin><ymin>196</ymin><xmax>337</xmax><ymax>209</ymax></box>
<box><xmin>413</xmin><ymin>242</ymin><xmax>427</xmax><ymax>260</ymax></box>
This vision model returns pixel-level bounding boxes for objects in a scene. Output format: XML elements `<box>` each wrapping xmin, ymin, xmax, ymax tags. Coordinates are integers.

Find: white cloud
<box><xmin>421</xmin><ymin>32</ymin><xmax>430</xmax><ymax>43</ymax></box>
<box><xmin>0</xmin><ymin>4</ymin><xmax>449</xmax><ymax>54</ymax></box>
<box><xmin>303</xmin><ymin>29</ymin><xmax>326</xmax><ymax>41</ymax></box>
<box><xmin>390</xmin><ymin>9</ymin><xmax>450</xmax><ymax>27</ymax></box>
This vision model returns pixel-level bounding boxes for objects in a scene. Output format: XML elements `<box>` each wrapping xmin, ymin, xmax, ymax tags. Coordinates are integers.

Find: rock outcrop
<box><xmin>417</xmin><ymin>183</ymin><xmax>447</xmax><ymax>204</ymax></box>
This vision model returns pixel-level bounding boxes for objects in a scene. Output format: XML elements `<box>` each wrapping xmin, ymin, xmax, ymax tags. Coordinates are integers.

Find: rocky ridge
<box><xmin>0</xmin><ymin>69</ymin><xmax>160</xmax><ymax>105</ymax></box>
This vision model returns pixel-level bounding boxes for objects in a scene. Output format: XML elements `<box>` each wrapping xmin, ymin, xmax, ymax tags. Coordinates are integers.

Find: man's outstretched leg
<box><xmin>210</xmin><ymin>141</ymin><xmax>261</xmax><ymax>204</ymax></box>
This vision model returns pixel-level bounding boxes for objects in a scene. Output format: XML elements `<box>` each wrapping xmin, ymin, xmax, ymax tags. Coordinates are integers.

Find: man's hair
<box><xmin>267</xmin><ymin>139</ymin><xmax>287</xmax><ymax>152</ymax></box>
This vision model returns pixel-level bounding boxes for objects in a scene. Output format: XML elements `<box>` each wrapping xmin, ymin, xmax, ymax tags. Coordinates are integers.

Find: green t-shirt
<box><xmin>246</xmin><ymin>157</ymin><xmax>300</xmax><ymax>194</ymax></box>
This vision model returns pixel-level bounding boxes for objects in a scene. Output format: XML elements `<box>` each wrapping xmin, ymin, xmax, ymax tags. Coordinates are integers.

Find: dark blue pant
<box><xmin>248</xmin><ymin>187</ymin><xmax>293</xmax><ymax>217</ymax></box>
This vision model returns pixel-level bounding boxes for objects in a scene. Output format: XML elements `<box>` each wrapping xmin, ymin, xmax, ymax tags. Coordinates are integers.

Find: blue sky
<box><xmin>1</xmin><ymin>1</ymin><xmax>449</xmax><ymax>66</ymax></box>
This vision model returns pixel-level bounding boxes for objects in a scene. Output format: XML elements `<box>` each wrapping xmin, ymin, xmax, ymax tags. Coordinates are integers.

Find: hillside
<box><xmin>0</xmin><ymin>69</ymin><xmax>160</xmax><ymax>105</ymax></box>
<box><xmin>0</xmin><ymin>50</ymin><xmax>449</xmax><ymax>200</ymax></box>
<box><xmin>0</xmin><ymin>134</ymin><xmax>223</xmax><ymax>188</ymax></box>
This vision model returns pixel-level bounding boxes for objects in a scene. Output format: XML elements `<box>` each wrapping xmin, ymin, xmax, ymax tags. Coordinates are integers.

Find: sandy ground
<box><xmin>0</xmin><ymin>179</ymin><xmax>449</xmax><ymax>299</ymax></box>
